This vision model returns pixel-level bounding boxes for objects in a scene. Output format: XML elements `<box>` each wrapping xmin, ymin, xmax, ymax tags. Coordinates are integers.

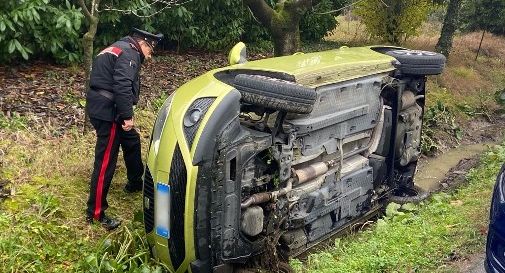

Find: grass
<box><xmin>0</xmin><ymin>109</ymin><xmax>161</xmax><ymax>272</ymax></box>
<box><xmin>292</xmin><ymin>141</ymin><xmax>505</xmax><ymax>273</ymax></box>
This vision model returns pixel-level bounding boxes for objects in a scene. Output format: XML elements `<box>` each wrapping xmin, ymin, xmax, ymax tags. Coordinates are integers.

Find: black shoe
<box><xmin>86</xmin><ymin>215</ymin><xmax>121</xmax><ymax>231</ymax></box>
<box><xmin>124</xmin><ymin>182</ymin><xmax>143</xmax><ymax>193</ymax></box>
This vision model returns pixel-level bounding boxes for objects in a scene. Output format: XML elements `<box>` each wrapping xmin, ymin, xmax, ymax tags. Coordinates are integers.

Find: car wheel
<box><xmin>385</xmin><ymin>49</ymin><xmax>446</xmax><ymax>75</ymax></box>
<box><xmin>390</xmin><ymin>185</ymin><xmax>429</xmax><ymax>204</ymax></box>
<box><xmin>234</xmin><ymin>74</ymin><xmax>316</xmax><ymax>114</ymax></box>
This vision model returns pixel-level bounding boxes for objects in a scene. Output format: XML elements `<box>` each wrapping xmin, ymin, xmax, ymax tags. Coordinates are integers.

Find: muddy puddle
<box><xmin>415</xmin><ymin>143</ymin><xmax>495</xmax><ymax>191</ymax></box>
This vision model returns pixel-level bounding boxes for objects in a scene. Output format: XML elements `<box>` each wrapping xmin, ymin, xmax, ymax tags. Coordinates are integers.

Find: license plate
<box><xmin>155</xmin><ymin>183</ymin><xmax>170</xmax><ymax>239</ymax></box>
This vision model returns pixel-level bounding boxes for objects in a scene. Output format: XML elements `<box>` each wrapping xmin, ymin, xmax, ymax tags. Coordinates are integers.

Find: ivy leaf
<box><xmin>0</xmin><ymin>21</ymin><xmax>5</xmax><ymax>32</ymax></box>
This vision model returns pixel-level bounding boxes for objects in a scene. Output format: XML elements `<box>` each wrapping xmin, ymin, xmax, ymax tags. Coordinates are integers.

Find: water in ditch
<box><xmin>415</xmin><ymin>142</ymin><xmax>496</xmax><ymax>192</ymax></box>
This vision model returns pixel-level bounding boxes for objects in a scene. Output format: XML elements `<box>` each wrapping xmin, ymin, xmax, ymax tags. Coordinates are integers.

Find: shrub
<box><xmin>354</xmin><ymin>0</ymin><xmax>431</xmax><ymax>44</ymax></box>
<box><xmin>0</xmin><ymin>0</ymin><xmax>83</xmax><ymax>63</ymax></box>
<box><xmin>300</xmin><ymin>0</ymin><xmax>348</xmax><ymax>42</ymax></box>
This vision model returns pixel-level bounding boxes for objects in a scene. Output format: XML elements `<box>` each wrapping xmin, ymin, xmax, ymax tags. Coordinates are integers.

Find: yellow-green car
<box><xmin>143</xmin><ymin>44</ymin><xmax>445</xmax><ymax>273</ymax></box>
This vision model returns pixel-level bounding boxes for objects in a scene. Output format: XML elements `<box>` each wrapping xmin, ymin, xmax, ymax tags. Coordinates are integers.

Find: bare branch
<box><xmin>379</xmin><ymin>0</ymin><xmax>390</xmax><ymax>7</ymax></box>
<box><xmin>91</xmin><ymin>0</ymin><xmax>96</xmax><ymax>16</ymax></box>
<box><xmin>314</xmin><ymin>0</ymin><xmax>367</xmax><ymax>15</ymax></box>
<box><xmin>243</xmin><ymin>0</ymin><xmax>275</xmax><ymax>28</ymax></box>
<box><xmin>99</xmin><ymin>0</ymin><xmax>192</xmax><ymax>18</ymax></box>
<box><xmin>76</xmin><ymin>0</ymin><xmax>92</xmax><ymax>20</ymax></box>
<box><xmin>283</xmin><ymin>0</ymin><xmax>315</xmax><ymax>17</ymax></box>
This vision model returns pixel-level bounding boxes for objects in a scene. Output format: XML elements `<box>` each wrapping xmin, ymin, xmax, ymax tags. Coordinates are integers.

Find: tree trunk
<box><xmin>83</xmin><ymin>16</ymin><xmax>99</xmax><ymax>93</ymax></box>
<box><xmin>244</xmin><ymin>0</ymin><xmax>313</xmax><ymax>56</ymax></box>
<box><xmin>271</xmin><ymin>6</ymin><xmax>303</xmax><ymax>56</ymax></box>
<box><xmin>435</xmin><ymin>0</ymin><xmax>463</xmax><ymax>57</ymax></box>
<box><xmin>271</xmin><ymin>24</ymin><xmax>300</xmax><ymax>56</ymax></box>
<box><xmin>76</xmin><ymin>0</ymin><xmax>101</xmax><ymax>132</ymax></box>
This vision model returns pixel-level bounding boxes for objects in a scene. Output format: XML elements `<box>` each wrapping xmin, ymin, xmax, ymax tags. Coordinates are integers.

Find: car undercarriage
<box><xmin>143</xmin><ymin>46</ymin><xmax>446</xmax><ymax>273</ymax></box>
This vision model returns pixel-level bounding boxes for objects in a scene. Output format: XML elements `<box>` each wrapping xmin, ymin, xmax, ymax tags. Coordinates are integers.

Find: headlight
<box><xmin>151</xmin><ymin>94</ymin><xmax>174</xmax><ymax>156</ymax></box>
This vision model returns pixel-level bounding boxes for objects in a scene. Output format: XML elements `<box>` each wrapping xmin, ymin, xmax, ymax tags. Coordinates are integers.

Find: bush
<box><xmin>300</xmin><ymin>0</ymin><xmax>348</xmax><ymax>42</ymax></box>
<box><xmin>96</xmin><ymin>0</ymin><xmax>246</xmax><ymax>52</ymax></box>
<box><xmin>96</xmin><ymin>0</ymin><xmax>347</xmax><ymax>53</ymax></box>
<box><xmin>354</xmin><ymin>0</ymin><xmax>431</xmax><ymax>44</ymax></box>
<box><xmin>0</xmin><ymin>0</ymin><xmax>83</xmax><ymax>63</ymax></box>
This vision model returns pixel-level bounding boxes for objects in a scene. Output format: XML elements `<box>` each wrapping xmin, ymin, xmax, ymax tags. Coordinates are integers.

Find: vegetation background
<box><xmin>1</xmin><ymin>0</ymin><xmax>505</xmax><ymax>272</ymax></box>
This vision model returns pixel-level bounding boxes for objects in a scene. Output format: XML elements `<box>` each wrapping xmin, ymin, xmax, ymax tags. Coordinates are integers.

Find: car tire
<box><xmin>385</xmin><ymin>50</ymin><xmax>446</xmax><ymax>75</ymax></box>
<box><xmin>234</xmin><ymin>74</ymin><xmax>316</xmax><ymax>114</ymax></box>
<box><xmin>390</xmin><ymin>185</ymin><xmax>429</xmax><ymax>204</ymax></box>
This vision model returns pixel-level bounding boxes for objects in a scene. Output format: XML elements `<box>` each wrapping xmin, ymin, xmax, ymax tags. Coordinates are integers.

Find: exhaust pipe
<box><xmin>241</xmin><ymin>159</ymin><xmax>338</xmax><ymax>209</ymax></box>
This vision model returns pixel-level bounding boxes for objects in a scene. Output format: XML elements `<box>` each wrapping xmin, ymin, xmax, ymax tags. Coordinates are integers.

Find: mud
<box><xmin>416</xmin><ymin>114</ymin><xmax>504</xmax><ymax>192</ymax></box>
<box><xmin>415</xmin><ymin>143</ymin><xmax>493</xmax><ymax>192</ymax></box>
<box><xmin>462</xmin><ymin>116</ymin><xmax>505</xmax><ymax>145</ymax></box>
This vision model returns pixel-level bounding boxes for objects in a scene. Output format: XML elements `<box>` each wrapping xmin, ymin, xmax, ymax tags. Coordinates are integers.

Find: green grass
<box><xmin>292</xmin><ymin>142</ymin><xmax>505</xmax><ymax>273</ymax></box>
<box><xmin>0</xmin><ymin>110</ymin><xmax>163</xmax><ymax>273</ymax></box>
<box><xmin>2</xmin><ymin>110</ymin><xmax>502</xmax><ymax>272</ymax></box>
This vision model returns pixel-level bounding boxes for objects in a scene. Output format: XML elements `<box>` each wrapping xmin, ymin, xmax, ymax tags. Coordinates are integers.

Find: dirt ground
<box><xmin>0</xmin><ymin>51</ymin><xmax>230</xmax><ymax>132</ymax></box>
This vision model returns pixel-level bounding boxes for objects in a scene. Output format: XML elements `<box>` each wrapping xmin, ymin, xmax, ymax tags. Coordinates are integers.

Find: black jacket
<box><xmin>86</xmin><ymin>37</ymin><xmax>144</xmax><ymax>121</ymax></box>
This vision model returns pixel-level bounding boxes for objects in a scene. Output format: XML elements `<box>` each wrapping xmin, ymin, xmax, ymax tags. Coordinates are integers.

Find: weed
<box><xmin>77</xmin><ymin>222</ymin><xmax>168</xmax><ymax>273</ymax></box>
<box><xmin>0</xmin><ymin>112</ymin><xmax>29</xmax><ymax>130</ymax></box>
<box><xmin>421</xmin><ymin>101</ymin><xmax>462</xmax><ymax>155</ymax></box>
<box><xmin>34</xmin><ymin>194</ymin><xmax>61</xmax><ymax>218</ymax></box>
<box><xmin>453</xmin><ymin>66</ymin><xmax>476</xmax><ymax>78</ymax></box>
<box><xmin>151</xmin><ymin>92</ymin><xmax>170</xmax><ymax>112</ymax></box>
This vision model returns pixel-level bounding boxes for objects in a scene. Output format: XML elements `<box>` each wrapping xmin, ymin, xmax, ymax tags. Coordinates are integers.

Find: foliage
<box><xmin>0</xmin><ymin>0</ymin><xmax>83</xmax><ymax>63</ymax></box>
<box><xmin>460</xmin><ymin>0</ymin><xmax>505</xmax><ymax>35</ymax></box>
<box><xmin>354</xmin><ymin>0</ymin><xmax>432</xmax><ymax>44</ymax></box>
<box><xmin>300</xmin><ymin>0</ymin><xmax>347</xmax><ymax>42</ymax></box>
<box><xmin>96</xmin><ymin>0</ymin><xmax>246</xmax><ymax>52</ymax></box>
<box><xmin>421</xmin><ymin>100</ymin><xmax>462</xmax><ymax>155</ymax></box>
<box><xmin>77</xmin><ymin>219</ymin><xmax>168</xmax><ymax>273</ymax></box>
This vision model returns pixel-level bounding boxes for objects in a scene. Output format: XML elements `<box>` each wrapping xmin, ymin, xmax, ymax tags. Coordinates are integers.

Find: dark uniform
<box><xmin>85</xmin><ymin>29</ymin><xmax>162</xmax><ymax>228</ymax></box>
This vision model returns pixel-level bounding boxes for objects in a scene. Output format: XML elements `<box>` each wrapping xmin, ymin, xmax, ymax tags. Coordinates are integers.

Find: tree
<box><xmin>354</xmin><ymin>0</ymin><xmax>431</xmax><ymax>44</ymax></box>
<box><xmin>243</xmin><ymin>0</ymin><xmax>314</xmax><ymax>56</ymax></box>
<box><xmin>76</xmin><ymin>0</ymin><xmax>101</xmax><ymax>93</ymax></box>
<box><xmin>74</xmin><ymin>0</ymin><xmax>187</xmax><ymax>94</ymax></box>
<box><xmin>461</xmin><ymin>0</ymin><xmax>505</xmax><ymax>35</ymax></box>
<box><xmin>436</xmin><ymin>0</ymin><xmax>463</xmax><ymax>57</ymax></box>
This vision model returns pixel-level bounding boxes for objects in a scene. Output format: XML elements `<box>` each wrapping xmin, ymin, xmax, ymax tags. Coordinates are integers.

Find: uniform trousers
<box><xmin>86</xmin><ymin>118</ymin><xmax>144</xmax><ymax>220</ymax></box>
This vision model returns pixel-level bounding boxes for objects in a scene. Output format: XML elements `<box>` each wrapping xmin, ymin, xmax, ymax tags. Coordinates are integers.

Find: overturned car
<box><xmin>143</xmin><ymin>45</ymin><xmax>446</xmax><ymax>273</ymax></box>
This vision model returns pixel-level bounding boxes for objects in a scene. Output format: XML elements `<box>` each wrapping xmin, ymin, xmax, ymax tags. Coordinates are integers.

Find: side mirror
<box><xmin>228</xmin><ymin>42</ymin><xmax>247</xmax><ymax>65</ymax></box>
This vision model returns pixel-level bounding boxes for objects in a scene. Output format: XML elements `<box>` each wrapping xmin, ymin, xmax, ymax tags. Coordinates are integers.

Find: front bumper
<box><xmin>143</xmin><ymin>83</ymin><xmax>241</xmax><ymax>273</ymax></box>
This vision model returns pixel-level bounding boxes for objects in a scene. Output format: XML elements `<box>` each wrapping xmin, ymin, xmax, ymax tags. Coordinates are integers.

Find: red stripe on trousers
<box><xmin>94</xmin><ymin>122</ymin><xmax>117</xmax><ymax>219</ymax></box>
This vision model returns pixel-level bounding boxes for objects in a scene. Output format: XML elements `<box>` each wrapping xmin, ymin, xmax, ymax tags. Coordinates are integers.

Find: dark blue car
<box><xmin>486</xmin><ymin>164</ymin><xmax>505</xmax><ymax>273</ymax></box>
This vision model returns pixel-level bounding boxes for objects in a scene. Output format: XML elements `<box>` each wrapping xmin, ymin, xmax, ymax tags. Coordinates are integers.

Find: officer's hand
<box><xmin>122</xmin><ymin>118</ymin><xmax>134</xmax><ymax>131</ymax></box>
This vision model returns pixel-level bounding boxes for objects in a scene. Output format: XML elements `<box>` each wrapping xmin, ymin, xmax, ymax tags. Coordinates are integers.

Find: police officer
<box><xmin>85</xmin><ymin>28</ymin><xmax>163</xmax><ymax>230</ymax></box>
